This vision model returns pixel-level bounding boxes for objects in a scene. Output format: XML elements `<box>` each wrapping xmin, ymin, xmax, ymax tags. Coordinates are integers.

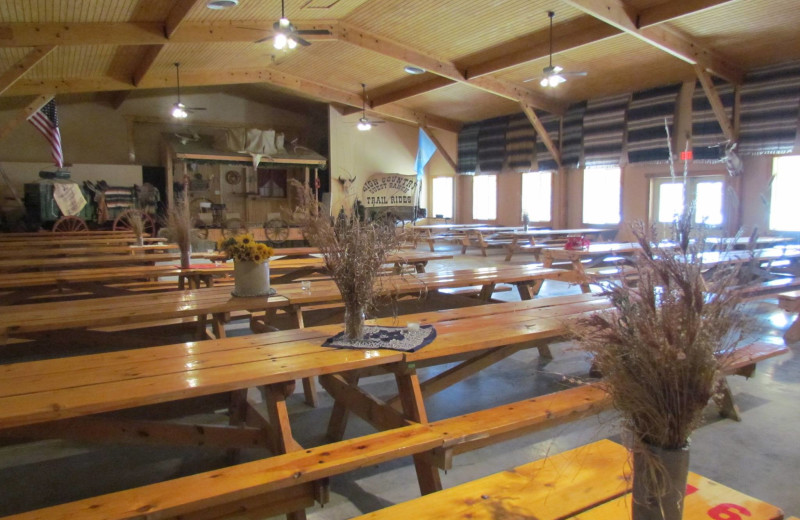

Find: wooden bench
<box><xmin>711</xmin><ymin>340</ymin><xmax>788</xmax><ymax>421</ymax></box>
<box><xmin>459</xmin><ymin>232</ymin><xmax>514</xmax><ymax>256</ymax></box>
<box><xmin>737</xmin><ymin>276</ymin><xmax>800</xmax><ymax>300</ymax></box>
<box><xmin>778</xmin><ymin>289</ymin><xmax>800</xmax><ymax>341</ymax></box>
<box><xmin>0</xmin><ymin>384</ymin><xmax>611</xmax><ymax>520</ymax></box>
<box><xmin>349</xmin><ymin>439</ymin><xmax>784</xmax><ymax>520</ymax></box>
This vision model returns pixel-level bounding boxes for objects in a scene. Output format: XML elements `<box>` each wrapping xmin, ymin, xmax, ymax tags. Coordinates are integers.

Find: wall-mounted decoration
<box><xmin>225</xmin><ymin>170</ymin><xmax>241</xmax><ymax>185</ymax></box>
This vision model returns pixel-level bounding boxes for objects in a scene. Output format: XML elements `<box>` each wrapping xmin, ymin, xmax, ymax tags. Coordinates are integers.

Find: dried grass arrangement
<box><xmin>165</xmin><ymin>196</ymin><xmax>193</xmax><ymax>268</ymax></box>
<box><xmin>570</xmin><ymin>208</ymin><xmax>752</xmax><ymax>519</ymax></box>
<box><xmin>290</xmin><ymin>180</ymin><xmax>405</xmax><ymax>340</ymax></box>
<box><xmin>126</xmin><ymin>212</ymin><xmax>145</xmax><ymax>246</ymax></box>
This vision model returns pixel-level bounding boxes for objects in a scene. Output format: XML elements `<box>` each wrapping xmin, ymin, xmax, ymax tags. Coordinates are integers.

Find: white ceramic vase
<box><xmin>232</xmin><ymin>260</ymin><xmax>271</xmax><ymax>297</ymax></box>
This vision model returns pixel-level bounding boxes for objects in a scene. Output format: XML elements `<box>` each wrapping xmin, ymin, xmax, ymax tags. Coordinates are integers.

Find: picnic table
<box><xmin>0</xmin><ymin>252</ymin><xmax>228</xmax><ymax>273</ymax></box>
<box><xmin>500</xmin><ymin>228</ymin><xmax>614</xmax><ymax>260</ymax></box>
<box><xmin>706</xmin><ymin>236</ymin><xmax>792</xmax><ymax>250</ymax></box>
<box><xmin>0</xmin><ymin>236</ymin><xmax>167</xmax><ymax>247</ymax></box>
<box><xmin>351</xmin><ymin>439</ymin><xmax>784</xmax><ymax>520</ymax></box>
<box><xmin>0</xmin><ymin>243</ymin><xmax>180</xmax><ymax>258</ymax></box>
<box><xmin>542</xmin><ymin>242</ymin><xmax>643</xmax><ymax>292</ymax></box>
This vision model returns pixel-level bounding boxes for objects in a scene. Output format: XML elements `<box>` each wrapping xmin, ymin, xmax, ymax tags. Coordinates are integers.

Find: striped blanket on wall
<box><xmin>739</xmin><ymin>61</ymin><xmax>800</xmax><ymax>155</ymax></box>
<box><xmin>627</xmin><ymin>84</ymin><xmax>681</xmax><ymax>163</ymax></box>
<box><xmin>457</xmin><ymin>122</ymin><xmax>480</xmax><ymax>174</ymax></box>
<box><xmin>562</xmin><ymin>101</ymin><xmax>586</xmax><ymax>169</ymax></box>
<box><xmin>583</xmin><ymin>93</ymin><xmax>630</xmax><ymax>167</ymax></box>
<box><xmin>535</xmin><ymin>111</ymin><xmax>561</xmax><ymax>171</ymax></box>
<box><xmin>477</xmin><ymin>116</ymin><xmax>509</xmax><ymax>174</ymax></box>
<box><xmin>505</xmin><ymin>113</ymin><xmax>536</xmax><ymax>173</ymax></box>
<box><xmin>691</xmin><ymin>78</ymin><xmax>735</xmax><ymax>161</ymax></box>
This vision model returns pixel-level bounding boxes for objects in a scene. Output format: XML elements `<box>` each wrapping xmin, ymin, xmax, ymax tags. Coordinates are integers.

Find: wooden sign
<box><xmin>362</xmin><ymin>173</ymin><xmax>418</xmax><ymax>207</ymax></box>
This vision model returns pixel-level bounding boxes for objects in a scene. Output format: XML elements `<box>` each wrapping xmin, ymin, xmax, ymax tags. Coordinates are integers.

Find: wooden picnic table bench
<box><xmin>0</xmin><ymin>384</ymin><xmax>611</xmax><ymax>520</ymax></box>
<box><xmin>0</xmin><ymin>243</ymin><xmax>180</xmax><ymax>258</ymax></box>
<box><xmin>0</xmin><ymin>236</ymin><xmax>167</xmax><ymax>247</ymax></box>
<box><xmin>501</xmin><ymin>228</ymin><xmax>614</xmax><ymax>260</ymax></box>
<box><xmin>778</xmin><ymin>289</ymin><xmax>800</xmax><ymax>341</ymax></box>
<box><xmin>0</xmin><ymin>251</ymin><xmax>227</xmax><ymax>273</ymax></box>
<box><xmin>350</xmin><ymin>439</ymin><xmax>784</xmax><ymax>520</ymax></box>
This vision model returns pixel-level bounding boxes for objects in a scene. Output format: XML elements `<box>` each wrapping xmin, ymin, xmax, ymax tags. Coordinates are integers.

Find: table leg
<box><xmin>211</xmin><ymin>312</ymin><xmax>226</xmax><ymax>339</ymax></box>
<box><xmin>784</xmin><ymin>315</ymin><xmax>800</xmax><ymax>342</ymax></box>
<box><xmin>325</xmin><ymin>373</ymin><xmax>360</xmax><ymax>441</ymax></box>
<box><xmin>415</xmin><ymin>261</ymin><xmax>427</xmax><ymax>274</ymax></box>
<box><xmin>478</xmin><ymin>282</ymin><xmax>496</xmax><ymax>301</ymax></box>
<box><xmin>505</xmin><ymin>238</ymin><xmax>519</xmax><ymax>261</ymax></box>
<box><xmin>393</xmin><ymin>368</ymin><xmax>442</xmax><ymax>495</ymax></box>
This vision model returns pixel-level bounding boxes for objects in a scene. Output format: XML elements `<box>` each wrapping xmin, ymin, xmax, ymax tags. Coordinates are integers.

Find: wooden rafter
<box><xmin>0</xmin><ymin>21</ymin><xmax>338</xmax><ymax>47</ymax></box>
<box><xmin>562</xmin><ymin>0</ymin><xmax>743</xmax><ymax>83</ymax></box>
<box><xmin>420</xmin><ymin>126</ymin><xmax>457</xmax><ymax>172</ymax></box>
<box><xmin>694</xmin><ymin>65</ymin><xmax>736</xmax><ymax>142</ymax></box>
<box><xmin>165</xmin><ymin>0</ymin><xmax>203</xmax><ymax>38</ymax></box>
<box><xmin>337</xmin><ymin>21</ymin><xmax>564</xmax><ymax>115</ymax></box>
<box><xmin>132</xmin><ymin>45</ymin><xmax>165</xmax><ymax>87</ymax></box>
<box><xmin>520</xmin><ymin>103</ymin><xmax>562</xmax><ymax>169</ymax></box>
<box><xmin>0</xmin><ymin>94</ymin><xmax>54</xmax><ymax>142</ymax></box>
<box><xmin>370</xmin><ymin>77</ymin><xmax>454</xmax><ymax>108</ymax></box>
<box><xmin>0</xmin><ymin>45</ymin><xmax>55</xmax><ymax>96</ymax></box>
<box><xmin>637</xmin><ymin>0</ymin><xmax>737</xmax><ymax>28</ymax></box>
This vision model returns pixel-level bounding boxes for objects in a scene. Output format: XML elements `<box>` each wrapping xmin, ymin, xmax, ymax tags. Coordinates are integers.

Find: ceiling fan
<box><xmin>256</xmin><ymin>0</ymin><xmax>332</xmax><ymax>50</ymax></box>
<box><xmin>524</xmin><ymin>11</ymin><xmax>587</xmax><ymax>88</ymax></box>
<box><xmin>355</xmin><ymin>84</ymin><xmax>385</xmax><ymax>131</ymax></box>
<box><xmin>171</xmin><ymin>63</ymin><xmax>206</xmax><ymax>119</ymax></box>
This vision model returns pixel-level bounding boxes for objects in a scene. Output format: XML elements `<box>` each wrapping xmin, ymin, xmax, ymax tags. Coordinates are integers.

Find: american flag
<box><xmin>28</xmin><ymin>99</ymin><xmax>64</xmax><ymax>168</ymax></box>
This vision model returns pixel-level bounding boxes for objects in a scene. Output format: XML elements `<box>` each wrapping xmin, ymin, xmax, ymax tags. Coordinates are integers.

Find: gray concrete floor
<box><xmin>0</xmin><ymin>243</ymin><xmax>798</xmax><ymax>518</ymax></box>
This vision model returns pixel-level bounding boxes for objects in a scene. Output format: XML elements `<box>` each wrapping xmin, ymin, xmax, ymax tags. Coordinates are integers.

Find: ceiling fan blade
<box><xmin>294</xmin><ymin>34</ymin><xmax>311</xmax><ymax>46</ymax></box>
<box><xmin>296</xmin><ymin>29</ymin><xmax>332</xmax><ymax>35</ymax></box>
<box><xmin>187</xmin><ymin>107</ymin><xmax>207</xmax><ymax>111</ymax></box>
<box><xmin>562</xmin><ymin>71</ymin><xmax>588</xmax><ymax>77</ymax></box>
<box><xmin>522</xmin><ymin>77</ymin><xmax>538</xmax><ymax>83</ymax></box>
<box><xmin>254</xmin><ymin>36</ymin><xmax>272</xmax><ymax>44</ymax></box>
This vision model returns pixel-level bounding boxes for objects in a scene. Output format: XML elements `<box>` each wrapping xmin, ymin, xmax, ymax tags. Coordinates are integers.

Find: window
<box><xmin>583</xmin><ymin>168</ymin><xmax>621</xmax><ymax>224</ymax></box>
<box><xmin>472</xmin><ymin>174</ymin><xmax>497</xmax><ymax>220</ymax></box>
<box><xmin>652</xmin><ymin>176</ymin><xmax>725</xmax><ymax>227</ymax></box>
<box><xmin>521</xmin><ymin>171</ymin><xmax>552</xmax><ymax>222</ymax></box>
<box><xmin>770</xmin><ymin>156</ymin><xmax>800</xmax><ymax>231</ymax></box>
<box><xmin>431</xmin><ymin>177</ymin><xmax>453</xmax><ymax>219</ymax></box>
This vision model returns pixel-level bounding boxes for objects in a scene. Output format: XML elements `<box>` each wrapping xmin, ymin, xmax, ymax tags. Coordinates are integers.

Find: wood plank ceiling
<box><xmin>0</xmin><ymin>0</ymin><xmax>799</xmax><ymax>132</ymax></box>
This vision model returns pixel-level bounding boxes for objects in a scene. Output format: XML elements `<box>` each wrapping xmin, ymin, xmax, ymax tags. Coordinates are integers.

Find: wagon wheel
<box><xmin>264</xmin><ymin>218</ymin><xmax>290</xmax><ymax>245</ymax></box>
<box><xmin>52</xmin><ymin>215</ymin><xmax>88</xmax><ymax>232</ymax></box>
<box><xmin>221</xmin><ymin>218</ymin><xmax>247</xmax><ymax>238</ymax></box>
<box><xmin>113</xmin><ymin>209</ymin><xmax>156</xmax><ymax>236</ymax></box>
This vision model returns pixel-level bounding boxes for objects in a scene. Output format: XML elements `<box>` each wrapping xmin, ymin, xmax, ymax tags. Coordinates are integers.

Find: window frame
<box><xmin>650</xmin><ymin>174</ymin><xmax>727</xmax><ymax>230</ymax></box>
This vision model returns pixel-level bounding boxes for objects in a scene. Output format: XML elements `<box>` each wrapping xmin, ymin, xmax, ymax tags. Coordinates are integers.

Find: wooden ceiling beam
<box><xmin>464</xmin><ymin>16</ymin><xmax>619</xmax><ymax>79</ymax></box>
<box><xmin>337</xmin><ymin>21</ymin><xmax>564</xmax><ymax>114</ymax></box>
<box><xmin>637</xmin><ymin>0</ymin><xmax>738</xmax><ymax>28</ymax></box>
<box><xmin>370</xmin><ymin>76</ymin><xmax>454</xmax><ymax>108</ymax></box>
<box><xmin>420</xmin><ymin>126</ymin><xmax>457</xmax><ymax>172</ymax></box>
<box><xmin>0</xmin><ymin>93</ymin><xmax>53</xmax><ymax>142</ymax></box>
<box><xmin>165</xmin><ymin>0</ymin><xmax>204</xmax><ymax>38</ymax></box>
<box><xmin>337</xmin><ymin>22</ymin><xmax>465</xmax><ymax>82</ymax></box>
<box><xmin>520</xmin><ymin>103</ymin><xmax>561</xmax><ymax>168</ymax></box>
<box><xmin>0</xmin><ymin>21</ymin><xmax>338</xmax><ymax>46</ymax></box>
<box><xmin>132</xmin><ymin>45</ymin><xmax>165</xmax><ymax>87</ymax></box>
<box><xmin>694</xmin><ymin>64</ymin><xmax>736</xmax><ymax>142</ymax></box>
<box><xmin>0</xmin><ymin>46</ymin><xmax>55</xmax><ymax>96</ymax></box>
<box><xmin>4</xmin><ymin>68</ymin><xmax>461</xmax><ymax>132</ymax></box>
<box><xmin>562</xmin><ymin>0</ymin><xmax>744</xmax><ymax>83</ymax></box>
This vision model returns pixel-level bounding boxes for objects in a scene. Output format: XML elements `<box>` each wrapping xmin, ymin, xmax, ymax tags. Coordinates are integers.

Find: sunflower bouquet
<box><xmin>217</xmin><ymin>234</ymin><xmax>274</xmax><ymax>264</ymax></box>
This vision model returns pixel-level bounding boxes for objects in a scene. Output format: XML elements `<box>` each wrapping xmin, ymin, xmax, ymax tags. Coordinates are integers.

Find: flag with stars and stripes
<box><xmin>28</xmin><ymin>99</ymin><xmax>64</xmax><ymax>168</ymax></box>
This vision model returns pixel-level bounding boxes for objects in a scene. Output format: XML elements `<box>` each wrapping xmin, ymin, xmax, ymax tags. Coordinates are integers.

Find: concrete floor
<box><xmin>0</xmin><ymin>243</ymin><xmax>798</xmax><ymax>518</ymax></box>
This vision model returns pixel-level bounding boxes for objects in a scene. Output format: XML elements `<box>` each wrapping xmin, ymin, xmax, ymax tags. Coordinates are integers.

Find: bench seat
<box><xmin>0</xmin><ymin>384</ymin><xmax>611</xmax><ymax>520</ymax></box>
<box><xmin>737</xmin><ymin>277</ymin><xmax>800</xmax><ymax>300</ymax></box>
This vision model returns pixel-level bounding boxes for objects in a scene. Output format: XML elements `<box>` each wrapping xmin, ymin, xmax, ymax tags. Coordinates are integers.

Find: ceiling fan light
<box><xmin>279</xmin><ymin>17</ymin><xmax>291</xmax><ymax>27</ymax></box>
<box><xmin>552</xmin><ymin>65</ymin><xmax>563</xmax><ymax>74</ymax></box>
<box><xmin>206</xmin><ymin>0</ymin><xmax>238</xmax><ymax>9</ymax></box>
<box><xmin>172</xmin><ymin>103</ymin><xmax>188</xmax><ymax>119</ymax></box>
<box><xmin>549</xmin><ymin>74</ymin><xmax>566</xmax><ymax>87</ymax></box>
<box><xmin>274</xmin><ymin>32</ymin><xmax>287</xmax><ymax>50</ymax></box>
<box><xmin>287</xmin><ymin>37</ymin><xmax>297</xmax><ymax>49</ymax></box>
<box><xmin>357</xmin><ymin>120</ymin><xmax>372</xmax><ymax>131</ymax></box>
<box><xmin>540</xmin><ymin>78</ymin><xmax>549</xmax><ymax>87</ymax></box>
